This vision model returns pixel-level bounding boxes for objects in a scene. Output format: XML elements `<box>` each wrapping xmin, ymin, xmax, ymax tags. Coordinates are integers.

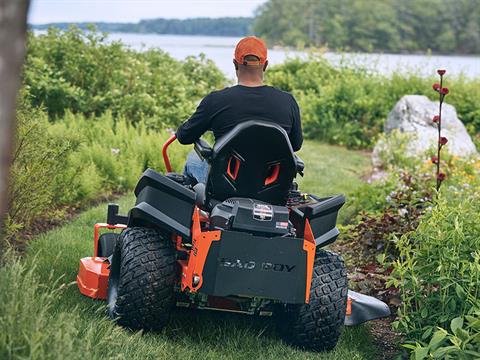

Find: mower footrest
<box><xmin>77</xmin><ymin>257</ymin><xmax>110</xmax><ymax>300</ymax></box>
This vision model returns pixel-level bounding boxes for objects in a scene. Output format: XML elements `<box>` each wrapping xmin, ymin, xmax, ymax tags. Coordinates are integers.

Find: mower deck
<box><xmin>77</xmin><ymin>257</ymin><xmax>109</xmax><ymax>299</ymax></box>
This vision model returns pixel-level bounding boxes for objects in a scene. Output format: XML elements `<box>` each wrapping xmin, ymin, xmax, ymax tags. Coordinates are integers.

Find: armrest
<box><xmin>194</xmin><ymin>138</ymin><xmax>213</xmax><ymax>160</ymax></box>
<box><xmin>295</xmin><ymin>154</ymin><xmax>305</xmax><ymax>176</ymax></box>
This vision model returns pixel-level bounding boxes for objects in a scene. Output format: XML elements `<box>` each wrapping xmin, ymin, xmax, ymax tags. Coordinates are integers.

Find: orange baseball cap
<box><xmin>234</xmin><ymin>36</ymin><xmax>268</xmax><ymax>66</ymax></box>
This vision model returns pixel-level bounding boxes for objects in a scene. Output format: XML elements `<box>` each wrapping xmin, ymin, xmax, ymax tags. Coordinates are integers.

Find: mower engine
<box><xmin>209</xmin><ymin>198</ymin><xmax>293</xmax><ymax>237</ymax></box>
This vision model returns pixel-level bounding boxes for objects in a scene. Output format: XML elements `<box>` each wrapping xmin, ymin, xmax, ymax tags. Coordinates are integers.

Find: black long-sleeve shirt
<box><xmin>176</xmin><ymin>85</ymin><xmax>303</xmax><ymax>151</ymax></box>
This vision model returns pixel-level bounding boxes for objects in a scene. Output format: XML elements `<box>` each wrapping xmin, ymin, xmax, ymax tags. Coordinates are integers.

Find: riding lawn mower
<box><xmin>77</xmin><ymin>121</ymin><xmax>390</xmax><ymax>351</ymax></box>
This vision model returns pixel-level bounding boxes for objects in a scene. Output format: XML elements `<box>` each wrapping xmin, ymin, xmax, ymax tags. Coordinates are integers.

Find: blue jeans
<box><xmin>183</xmin><ymin>150</ymin><xmax>209</xmax><ymax>184</ymax></box>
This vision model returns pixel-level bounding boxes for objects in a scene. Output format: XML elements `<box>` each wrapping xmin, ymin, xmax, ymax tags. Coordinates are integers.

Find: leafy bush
<box><xmin>372</xmin><ymin>130</ymin><xmax>418</xmax><ymax>170</ymax></box>
<box><xmin>4</xmin><ymin>27</ymin><xmax>225</xmax><ymax>245</ymax></box>
<box><xmin>266</xmin><ymin>55</ymin><xmax>480</xmax><ymax>148</ymax></box>
<box><xmin>5</xmin><ymin>94</ymin><xmax>79</xmax><ymax>239</ymax></box>
<box><xmin>342</xmin><ymin>167</ymin><xmax>433</xmax><ymax>263</ymax></box>
<box><xmin>406</xmin><ymin>312</ymin><xmax>480</xmax><ymax>359</ymax></box>
<box><xmin>5</xmin><ymin>100</ymin><xmax>190</xmax><ymax>243</ymax></box>
<box><xmin>49</xmin><ymin>111</ymin><xmax>190</xmax><ymax>198</ymax></box>
<box><xmin>389</xmin><ymin>185</ymin><xmax>480</xmax><ymax>336</ymax></box>
<box><xmin>342</xmin><ymin>142</ymin><xmax>480</xmax><ymax>358</ymax></box>
<box><xmin>24</xmin><ymin>27</ymin><xmax>226</xmax><ymax>126</ymax></box>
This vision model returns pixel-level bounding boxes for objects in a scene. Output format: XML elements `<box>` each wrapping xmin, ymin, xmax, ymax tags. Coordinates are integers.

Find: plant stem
<box><xmin>436</xmin><ymin>75</ymin><xmax>443</xmax><ymax>192</ymax></box>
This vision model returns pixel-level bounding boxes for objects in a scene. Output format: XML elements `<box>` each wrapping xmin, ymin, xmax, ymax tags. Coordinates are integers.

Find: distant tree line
<box><xmin>31</xmin><ymin>0</ymin><xmax>480</xmax><ymax>54</ymax></box>
<box><xmin>32</xmin><ymin>17</ymin><xmax>254</xmax><ymax>37</ymax></box>
<box><xmin>253</xmin><ymin>0</ymin><xmax>480</xmax><ymax>54</ymax></box>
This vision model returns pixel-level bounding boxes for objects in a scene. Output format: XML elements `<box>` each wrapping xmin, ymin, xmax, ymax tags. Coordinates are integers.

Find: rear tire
<box><xmin>107</xmin><ymin>227</ymin><xmax>175</xmax><ymax>330</ymax></box>
<box><xmin>276</xmin><ymin>250</ymin><xmax>348</xmax><ymax>352</ymax></box>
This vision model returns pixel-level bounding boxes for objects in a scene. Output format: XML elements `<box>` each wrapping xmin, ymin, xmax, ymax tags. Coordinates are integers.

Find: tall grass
<box><xmin>0</xmin><ymin>251</ymin><xmax>142</xmax><ymax>360</ymax></box>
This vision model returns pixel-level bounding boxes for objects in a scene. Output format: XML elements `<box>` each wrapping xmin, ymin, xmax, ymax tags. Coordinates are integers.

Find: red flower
<box><xmin>432</xmin><ymin>83</ymin><xmax>441</xmax><ymax>91</ymax></box>
<box><xmin>432</xmin><ymin>115</ymin><xmax>440</xmax><ymax>123</ymax></box>
<box><xmin>437</xmin><ymin>172</ymin><xmax>446</xmax><ymax>181</ymax></box>
<box><xmin>439</xmin><ymin>136</ymin><xmax>448</xmax><ymax>145</ymax></box>
<box><xmin>437</xmin><ymin>69</ymin><xmax>446</xmax><ymax>76</ymax></box>
<box><xmin>431</xmin><ymin>156</ymin><xmax>438</xmax><ymax>164</ymax></box>
<box><xmin>441</xmin><ymin>87</ymin><xmax>449</xmax><ymax>95</ymax></box>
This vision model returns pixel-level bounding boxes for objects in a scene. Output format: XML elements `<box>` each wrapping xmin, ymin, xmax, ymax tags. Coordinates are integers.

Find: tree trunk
<box><xmin>0</xmin><ymin>0</ymin><xmax>30</xmax><ymax>252</ymax></box>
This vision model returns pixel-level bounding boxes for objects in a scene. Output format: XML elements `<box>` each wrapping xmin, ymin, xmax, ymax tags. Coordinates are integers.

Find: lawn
<box><xmin>1</xmin><ymin>141</ymin><xmax>375</xmax><ymax>360</ymax></box>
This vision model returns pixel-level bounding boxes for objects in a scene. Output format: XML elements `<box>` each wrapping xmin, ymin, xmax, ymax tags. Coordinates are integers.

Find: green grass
<box><xmin>1</xmin><ymin>141</ymin><xmax>374</xmax><ymax>360</ymax></box>
<box><xmin>297</xmin><ymin>141</ymin><xmax>371</xmax><ymax>196</ymax></box>
<box><xmin>297</xmin><ymin>141</ymin><xmax>371</xmax><ymax>223</ymax></box>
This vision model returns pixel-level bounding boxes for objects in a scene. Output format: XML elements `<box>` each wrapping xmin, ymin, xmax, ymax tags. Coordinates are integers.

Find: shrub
<box><xmin>344</xmin><ymin>168</ymin><xmax>433</xmax><ymax>260</ymax></box>
<box><xmin>342</xmin><ymin>143</ymin><xmax>480</xmax><ymax>360</ymax></box>
<box><xmin>5</xmin><ymin>94</ymin><xmax>79</xmax><ymax>240</ymax></box>
<box><xmin>4</xmin><ymin>26</ymin><xmax>223</xmax><ymax>245</ymax></box>
<box><xmin>372</xmin><ymin>130</ymin><xmax>418</xmax><ymax>170</ymax></box>
<box><xmin>5</xmin><ymin>101</ymin><xmax>191</xmax><ymax>244</ymax></box>
<box><xmin>389</xmin><ymin>187</ymin><xmax>480</xmax><ymax>337</ymax></box>
<box><xmin>407</xmin><ymin>312</ymin><xmax>480</xmax><ymax>359</ymax></box>
<box><xmin>266</xmin><ymin>55</ymin><xmax>480</xmax><ymax>149</ymax></box>
<box><xmin>24</xmin><ymin>27</ymin><xmax>226</xmax><ymax>126</ymax></box>
<box><xmin>49</xmin><ymin>111</ymin><xmax>191</xmax><ymax>198</ymax></box>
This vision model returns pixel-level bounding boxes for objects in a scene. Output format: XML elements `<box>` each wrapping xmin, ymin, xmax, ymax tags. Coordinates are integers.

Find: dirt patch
<box><xmin>331</xmin><ymin>238</ymin><xmax>403</xmax><ymax>359</ymax></box>
<box><xmin>369</xmin><ymin>318</ymin><xmax>404</xmax><ymax>360</ymax></box>
<box><xmin>6</xmin><ymin>191</ymin><xmax>125</xmax><ymax>254</ymax></box>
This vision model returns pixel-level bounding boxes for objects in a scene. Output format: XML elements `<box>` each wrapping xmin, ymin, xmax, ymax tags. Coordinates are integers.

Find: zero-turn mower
<box><xmin>77</xmin><ymin>121</ymin><xmax>390</xmax><ymax>351</ymax></box>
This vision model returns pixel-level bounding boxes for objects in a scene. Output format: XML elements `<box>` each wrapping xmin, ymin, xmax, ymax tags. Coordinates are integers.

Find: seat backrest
<box><xmin>205</xmin><ymin>121</ymin><xmax>297</xmax><ymax>206</ymax></box>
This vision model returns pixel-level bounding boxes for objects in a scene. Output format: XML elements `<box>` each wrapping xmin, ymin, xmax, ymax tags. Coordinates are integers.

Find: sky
<box><xmin>28</xmin><ymin>0</ymin><xmax>267</xmax><ymax>24</ymax></box>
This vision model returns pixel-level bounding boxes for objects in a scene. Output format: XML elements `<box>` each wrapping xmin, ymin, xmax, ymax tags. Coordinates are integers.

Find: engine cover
<box><xmin>210</xmin><ymin>198</ymin><xmax>290</xmax><ymax>236</ymax></box>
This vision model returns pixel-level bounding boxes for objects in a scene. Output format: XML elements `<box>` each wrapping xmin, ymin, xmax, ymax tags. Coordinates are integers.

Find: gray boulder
<box><xmin>372</xmin><ymin>95</ymin><xmax>477</xmax><ymax>168</ymax></box>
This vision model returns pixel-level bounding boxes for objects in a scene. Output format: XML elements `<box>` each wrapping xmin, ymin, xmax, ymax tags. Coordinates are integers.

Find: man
<box><xmin>176</xmin><ymin>36</ymin><xmax>303</xmax><ymax>184</ymax></box>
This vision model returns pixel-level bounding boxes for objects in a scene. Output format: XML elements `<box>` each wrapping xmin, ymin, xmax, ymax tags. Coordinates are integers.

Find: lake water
<box><xmin>106</xmin><ymin>33</ymin><xmax>480</xmax><ymax>80</ymax></box>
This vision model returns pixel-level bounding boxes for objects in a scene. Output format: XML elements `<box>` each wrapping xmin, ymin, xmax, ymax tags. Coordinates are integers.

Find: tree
<box><xmin>253</xmin><ymin>0</ymin><xmax>480</xmax><ymax>54</ymax></box>
<box><xmin>0</xmin><ymin>0</ymin><xmax>30</xmax><ymax>254</ymax></box>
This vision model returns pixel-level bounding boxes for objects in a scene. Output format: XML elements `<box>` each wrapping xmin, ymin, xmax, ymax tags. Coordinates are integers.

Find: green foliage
<box><xmin>389</xmin><ymin>189</ymin><xmax>480</xmax><ymax>338</ymax></box>
<box><xmin>373</xmin><ymin>130</ymin><xmax>419</xmax><ymax>170</ymax></box>
<box><xmin>34</xmin><ymin>17</ymin><xmax>254</xmax><ymax>37</ymax></box>
<box><xmin>345</xmin><ymin>169</ymin><xmax>433</xmax><ymax>259</ymax></box>
<box><xmin>5</xmin><ymin>100</ymin><xmax>190</xmax><ymax>243</ymax></box>
<box><xmin>266</xmin><ymin>56</ymin><xmax>480</xmax><ymax>148</ymax></box>
<box><xmin>3</xmin><ymin>26</ymin><xmax>227</xmax><ymax>243</ymax></box>
<box><xmin>0</xmin><ymin>251</ymin><xmax>147</xmax><ymax>359</ymax></box>
<box><xmin>361</xmin><ymin>156</ymin><xmax>480</xmax><ymax>358</ymax></box>
<box><xmin>50</xmin><ymin>111</ymin><xmax>191</xmax><ymax>195</ymax></box>
<box><xmin>5</xmin><ymin>94</ymin><xmax>79</xmax><ymax>238</ymax></box>
<box><xmin>24</xmin><ymin>27</ymin><xmax>226</xmax><ymax>124</ymax></box>
<box><xmin>343</xmin><ymin>147</ymin><xmax>480</xmax><ymax>358</ymax></box>
<box><xmin>254</xmin><ymin>0</ymin><xmax>480</xmax><ymax>54</ymax></box>
<box><xmin>406</xmin><ymin>313</ymin><xmax>480</xmax><ymax>359</ymax></box>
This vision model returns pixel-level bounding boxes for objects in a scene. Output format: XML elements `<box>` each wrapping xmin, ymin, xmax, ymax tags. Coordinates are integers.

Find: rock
<box><xmin>372</xmin><ymin>95</ymin><xmax>478</xmax><ymax>168</ymax></box>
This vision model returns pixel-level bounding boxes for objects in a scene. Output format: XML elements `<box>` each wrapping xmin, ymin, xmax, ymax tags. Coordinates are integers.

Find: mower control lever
<box><xmin>194</xmin><ymin>138</ymin><xmax>213</xmax><ymax>160</ymax></box>
<box><xmin>107</xmin><ymin>203</ymin><xmax>128</xmax><ymax>225</ymax></box>
<box><xmin>295</xmin><ymin>155</ymin><xmax>305</xmax><ymax>176</ymax></box>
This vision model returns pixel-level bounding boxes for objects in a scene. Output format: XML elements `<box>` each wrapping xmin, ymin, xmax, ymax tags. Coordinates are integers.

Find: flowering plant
<box><xmin>432</xmin><ymin>70</ymin><xmax>449</xmax><ymax>191</ymax></box>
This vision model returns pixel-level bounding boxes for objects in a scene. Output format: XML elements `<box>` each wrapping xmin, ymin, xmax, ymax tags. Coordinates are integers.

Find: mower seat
<box><xmin>202</xmin><ymin>121</ymin><xmax>298</xmax><ymax>207</ymax></box>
